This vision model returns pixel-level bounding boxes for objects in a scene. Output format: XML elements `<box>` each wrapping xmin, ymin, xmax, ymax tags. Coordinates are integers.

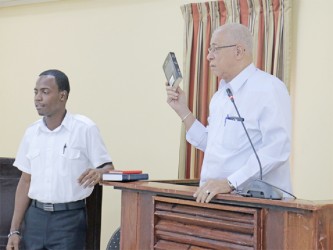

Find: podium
<box><xmin>103</xmin><ymin>180</ymin><xmax>333</xmax><ymax>250</ymax></box>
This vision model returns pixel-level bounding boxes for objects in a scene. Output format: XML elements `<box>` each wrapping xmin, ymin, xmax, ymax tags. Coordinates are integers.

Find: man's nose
<box><xmin>207</xmin><ymin>52</ymin><xmax>214</xmax><ymax>61</ymax></box>
<box><xmin>35</xmin><ymin>92</ymin><xmax>42</xmax><ymax>100</ymax></box>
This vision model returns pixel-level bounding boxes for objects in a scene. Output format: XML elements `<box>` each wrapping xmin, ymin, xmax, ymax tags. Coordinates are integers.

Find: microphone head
<box><xmin>226</xmin><ymin>88</ymin><xmax>234</xmax><ymax>101</ymax></box>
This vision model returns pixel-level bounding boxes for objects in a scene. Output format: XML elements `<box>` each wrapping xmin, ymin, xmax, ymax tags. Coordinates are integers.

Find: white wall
<box><xmin>0</xmin><ymin>0</ymin><xmax>332</xmax><ymax>248</ymax></box>
<box><xmin>0</xmin><ymin>0</ymin><xmax>184</xmax><ymax>247</ymax></box>
<box><xmin>290</xmin><ymin>0</ymin><xmax>333</xmax><ymax>200</ymax></box>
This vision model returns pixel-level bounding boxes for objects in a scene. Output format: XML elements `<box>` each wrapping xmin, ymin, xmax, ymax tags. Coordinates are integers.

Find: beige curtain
<box><xmin>179</xmin><ymin>0</ymin><xmax>292</xmax><ymax>179</ymax></box>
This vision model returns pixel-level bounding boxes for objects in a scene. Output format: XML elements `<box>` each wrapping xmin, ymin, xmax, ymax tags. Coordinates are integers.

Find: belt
<box><xmin>31</xmin><ymin>199</ymin><xmax>86</xmax><ymax>212</ymax></box>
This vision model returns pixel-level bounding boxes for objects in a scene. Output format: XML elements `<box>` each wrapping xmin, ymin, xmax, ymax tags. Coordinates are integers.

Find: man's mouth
<box><xmin>35</xmin><ymin>104</ymin><xmax>44</xmax><ymax>110</ymax></box>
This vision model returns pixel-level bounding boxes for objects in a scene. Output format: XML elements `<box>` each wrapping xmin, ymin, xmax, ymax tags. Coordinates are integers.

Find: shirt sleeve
<box><xmin>86</xmin><ymin>125</ymin><xmax>112</xmax><ymax>168</ymax></box>
<box><xmin>186</xmin><ymin>119</ymin><xmax>208</xmax><ymax>152</ymax></box>
<box><xmin>13</xmin><ymin>129</ymin><xmax>31</xmax><ymax>174</ymax></box>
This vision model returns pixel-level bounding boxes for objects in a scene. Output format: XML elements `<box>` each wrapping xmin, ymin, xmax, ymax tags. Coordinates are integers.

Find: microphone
<box><xmin>226</xmin><ymin>88</ymin><xmax>283</xmax><ymax>200</ymax></box>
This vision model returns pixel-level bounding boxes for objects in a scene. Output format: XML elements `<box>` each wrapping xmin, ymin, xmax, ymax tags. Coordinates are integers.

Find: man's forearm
<box><xmin>10</xmin><ymin>173</ymin><xmax>31</xmax><ymax>231</ymax></box>
<box><xmin>98</xmin><ymin>162</ymin><xmax>115</xmax><ymax>174</ymax></box>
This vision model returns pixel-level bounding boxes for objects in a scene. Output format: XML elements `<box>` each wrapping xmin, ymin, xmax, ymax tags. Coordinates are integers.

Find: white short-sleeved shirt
<box><xmin>186</xmin><ymin>64</ymin><xmax>292</xmax><ymax>194</ymax></box>
<box><xmin>14</xmin><ymin>112</ymin><xmax>112</xmax><ymax>203</ymax></box>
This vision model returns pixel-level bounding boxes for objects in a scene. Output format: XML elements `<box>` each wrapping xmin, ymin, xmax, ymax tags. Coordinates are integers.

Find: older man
<box><xmin>166</xmin><ymin>23</ymin><xmax>292</xmax><ymax>203</ymax></box>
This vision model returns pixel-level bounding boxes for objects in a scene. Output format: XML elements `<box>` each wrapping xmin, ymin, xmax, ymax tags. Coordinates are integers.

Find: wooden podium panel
<box><xmin>154</xmin><ymin>197</ymin><xmax>262</xmax><ymax>249</ymax></box>
<box><xmin>103</xmin><ymin>180</ymin><xmax>333</xmax><ymax>250</ymax></box>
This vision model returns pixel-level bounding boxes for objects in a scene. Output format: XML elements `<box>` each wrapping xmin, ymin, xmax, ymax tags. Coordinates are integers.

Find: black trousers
<box><xmin>22</xmin><ymin>204</ymin><xmax>87</xmax><ymax>250</ymax></box>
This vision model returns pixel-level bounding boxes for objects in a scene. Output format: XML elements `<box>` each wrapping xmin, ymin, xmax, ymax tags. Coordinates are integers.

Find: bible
<box><xmin>163</xmin><ymin>52</ymin><xmax>182</xmax><ymax>88</ymax></box>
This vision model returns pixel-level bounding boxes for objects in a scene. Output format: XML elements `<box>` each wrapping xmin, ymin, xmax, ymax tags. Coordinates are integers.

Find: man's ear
<box><xmin>235</xmin><ymin>45</ymin><xmax>245</xmax><ymax>58</ymax></box>
<box><xmin>60</xmin><ymin>91</ymin><xmax>67</xmax><ymax>101</ymax></box>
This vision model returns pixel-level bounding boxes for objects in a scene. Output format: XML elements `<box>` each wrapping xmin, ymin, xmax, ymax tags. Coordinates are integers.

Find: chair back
<box><xmin>0</xmin><ymin>158</ymin><xmax>20</xmax><ymax>250</ymax></box>
<box><xmin>0</xmin><ymin>157</ymin><xmax>103</xmax><ymax>250</ymax></box>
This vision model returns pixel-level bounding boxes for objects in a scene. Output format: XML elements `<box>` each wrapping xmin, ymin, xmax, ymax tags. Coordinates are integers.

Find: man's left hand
<box><xmin>193</xmin><ymin>179</ymin><xmax>233</xmax><ymax>203</ymax></box>
<box><xmin>78</xmin><ymin>163</ymin><xmax>114</xmax><ymax>188</ymax></box>
<box><xmin>78</xmin><ymin>168</ymin><xmax>102</xmax><ymax>188</ymax></box>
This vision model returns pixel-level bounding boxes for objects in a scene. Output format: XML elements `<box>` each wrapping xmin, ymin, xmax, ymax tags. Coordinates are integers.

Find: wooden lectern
<box><xmin>103</xmin><ymin>180</ymin><xmax>333</xmax><ymax>250</ymax></box>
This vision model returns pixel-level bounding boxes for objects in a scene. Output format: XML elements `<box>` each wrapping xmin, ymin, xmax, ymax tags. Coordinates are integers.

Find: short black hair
<box><xmin>39</xmin><ymin>69</ymin><xmax>70</xmax><ymax>94</ymax></box>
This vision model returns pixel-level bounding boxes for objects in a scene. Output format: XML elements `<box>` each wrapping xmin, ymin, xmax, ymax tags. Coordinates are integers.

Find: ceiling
<box><xmin>0</xmin><ymin>0</ymin><xmax>57</xmax><ymax>7</ymax></box>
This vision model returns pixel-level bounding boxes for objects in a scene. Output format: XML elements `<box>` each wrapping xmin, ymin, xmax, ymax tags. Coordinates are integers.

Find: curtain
<box><xmin>179</xmin><ymin>0</ymin><xmax>292</xmax><ymax>179</ymax></box>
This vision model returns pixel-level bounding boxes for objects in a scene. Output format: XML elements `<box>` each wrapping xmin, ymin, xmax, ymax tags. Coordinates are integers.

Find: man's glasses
<box><xmin>208</xmin><ymin>44</ymin><xmax>236</xmax><ymax>54</ymax></box>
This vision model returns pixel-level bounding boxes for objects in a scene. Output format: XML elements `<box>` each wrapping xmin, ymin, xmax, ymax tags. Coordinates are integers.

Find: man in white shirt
<box><xmin>166</xmin><ymin>23</ymin><xmax>292</xmax><ymax>203</ymax></box>
<box><xmin>6</xmin><ymin>70</ymin><xmax>114</xmax><ymax>250</ymax></box>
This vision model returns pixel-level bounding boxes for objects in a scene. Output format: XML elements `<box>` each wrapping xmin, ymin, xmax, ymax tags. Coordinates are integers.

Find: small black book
<box><xmin>163</xmin><ymin>52</ymin><xmax>182</xmax><ymax>88</ymax></box>
<box><xmin>102</xmin><ymin>173</ymin><xmax>149</xmax><ymax>182</ymax></box>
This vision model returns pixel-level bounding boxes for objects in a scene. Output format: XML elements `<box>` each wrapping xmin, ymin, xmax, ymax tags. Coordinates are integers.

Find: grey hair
<box><xmin>215</xmin><ymin>23</ymin><xmax>253</xmax><ymax>54</ymax></box>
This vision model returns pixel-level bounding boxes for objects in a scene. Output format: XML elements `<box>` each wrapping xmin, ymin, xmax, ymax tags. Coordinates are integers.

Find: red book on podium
<box><xmin>108</xmin><ymin>170</ymin><xmax>142</xmax><ymax>174</ymax></box>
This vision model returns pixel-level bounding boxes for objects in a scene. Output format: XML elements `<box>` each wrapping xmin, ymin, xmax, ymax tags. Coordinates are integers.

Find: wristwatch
<box><xmin>8</xmin><ymin>230</ymin><xmax>21</xmax><ymax>238</ymax></box>
<box><xmin>227</xmin><ymin>180</ymin><xmax>235</xmax><ymax>191</ymax></box>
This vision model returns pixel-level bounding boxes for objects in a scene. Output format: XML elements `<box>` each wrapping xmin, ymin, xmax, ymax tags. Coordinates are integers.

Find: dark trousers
<box><xmin>22</xmin><ymin>204</ymin><xmax>87</xmax><ymax>250</ymax></box>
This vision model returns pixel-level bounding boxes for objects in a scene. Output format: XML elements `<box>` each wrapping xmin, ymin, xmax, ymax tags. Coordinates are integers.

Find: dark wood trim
<box><xmin>85</xmin><ymin>184</ymin><xmax>103</xmax><ymax>250</ymax></box>
<box><xmin>0</xmin><ymin>157</ymin><xmax>19</xmax><ymax>249</ymax></box>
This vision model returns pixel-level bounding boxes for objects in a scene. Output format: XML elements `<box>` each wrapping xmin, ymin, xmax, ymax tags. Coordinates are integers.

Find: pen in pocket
<box><xmin>224</xmin><ymin>114</ymin><xmax>244</xmax><ymax>126</ymax></box>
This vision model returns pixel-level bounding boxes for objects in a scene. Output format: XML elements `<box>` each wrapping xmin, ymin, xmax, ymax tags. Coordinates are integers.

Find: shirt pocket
<box><xmin>60</xmin><ymin>148</ymin><xmax>81</xmax><ymax>176</ymax></box>
<box><xmin>27</xmin><ymin>149</ymin><xmax>40</xmax><ymax>160</ymax></box>
<box><xmin>26</xmin><ymin>149</ymin><xmax>41</xmax><ymax>176</ymax></box>
<box><xmin>222</xmin><ymin>119</ymin><xmax>245</xmax><ymax>150</ymax></box>
<box><xmin>63</xmin><ymin>148</ymin><xmax>81</xmax><ymax>159</ymax></box>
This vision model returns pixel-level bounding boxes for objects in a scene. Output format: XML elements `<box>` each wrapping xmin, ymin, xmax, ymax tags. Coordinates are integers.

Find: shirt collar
<box><xmin>218</xmin><ymin>63</ymin><xmax>256</xmax><ymax>94</ymax></box>
<box><xmin>61</xmin><ymin>112</ymin><xmax>72</xmax><ymax>131</ymax></box>
<box><xmin>37</xmin><ymin>111</ymin><xmax>72</xmax><ymax>133</ymax></box>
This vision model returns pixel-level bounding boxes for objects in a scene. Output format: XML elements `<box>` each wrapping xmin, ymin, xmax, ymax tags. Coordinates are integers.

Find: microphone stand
<box><xmin>226</xmin><ymin>88</ymin><xmax>283</xmax><ymax>200</ymax></box>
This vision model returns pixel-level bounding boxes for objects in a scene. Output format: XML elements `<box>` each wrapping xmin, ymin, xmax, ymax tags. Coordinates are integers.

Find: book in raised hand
<box><xmin>163</xmin><ymin>52</ymin><xmax>182</xmax><ymax>88</ymax></box>
<box><xmin>103</xmin><ymin>171</ymin><xmax>148</xmax><ymax>182</ymax></box>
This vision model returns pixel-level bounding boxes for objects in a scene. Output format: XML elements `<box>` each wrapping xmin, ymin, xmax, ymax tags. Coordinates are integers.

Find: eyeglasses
<box><xmin>208</xmin><ymin>44</ymin><xmax>236</xmax><ymax>54</ymax></box>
